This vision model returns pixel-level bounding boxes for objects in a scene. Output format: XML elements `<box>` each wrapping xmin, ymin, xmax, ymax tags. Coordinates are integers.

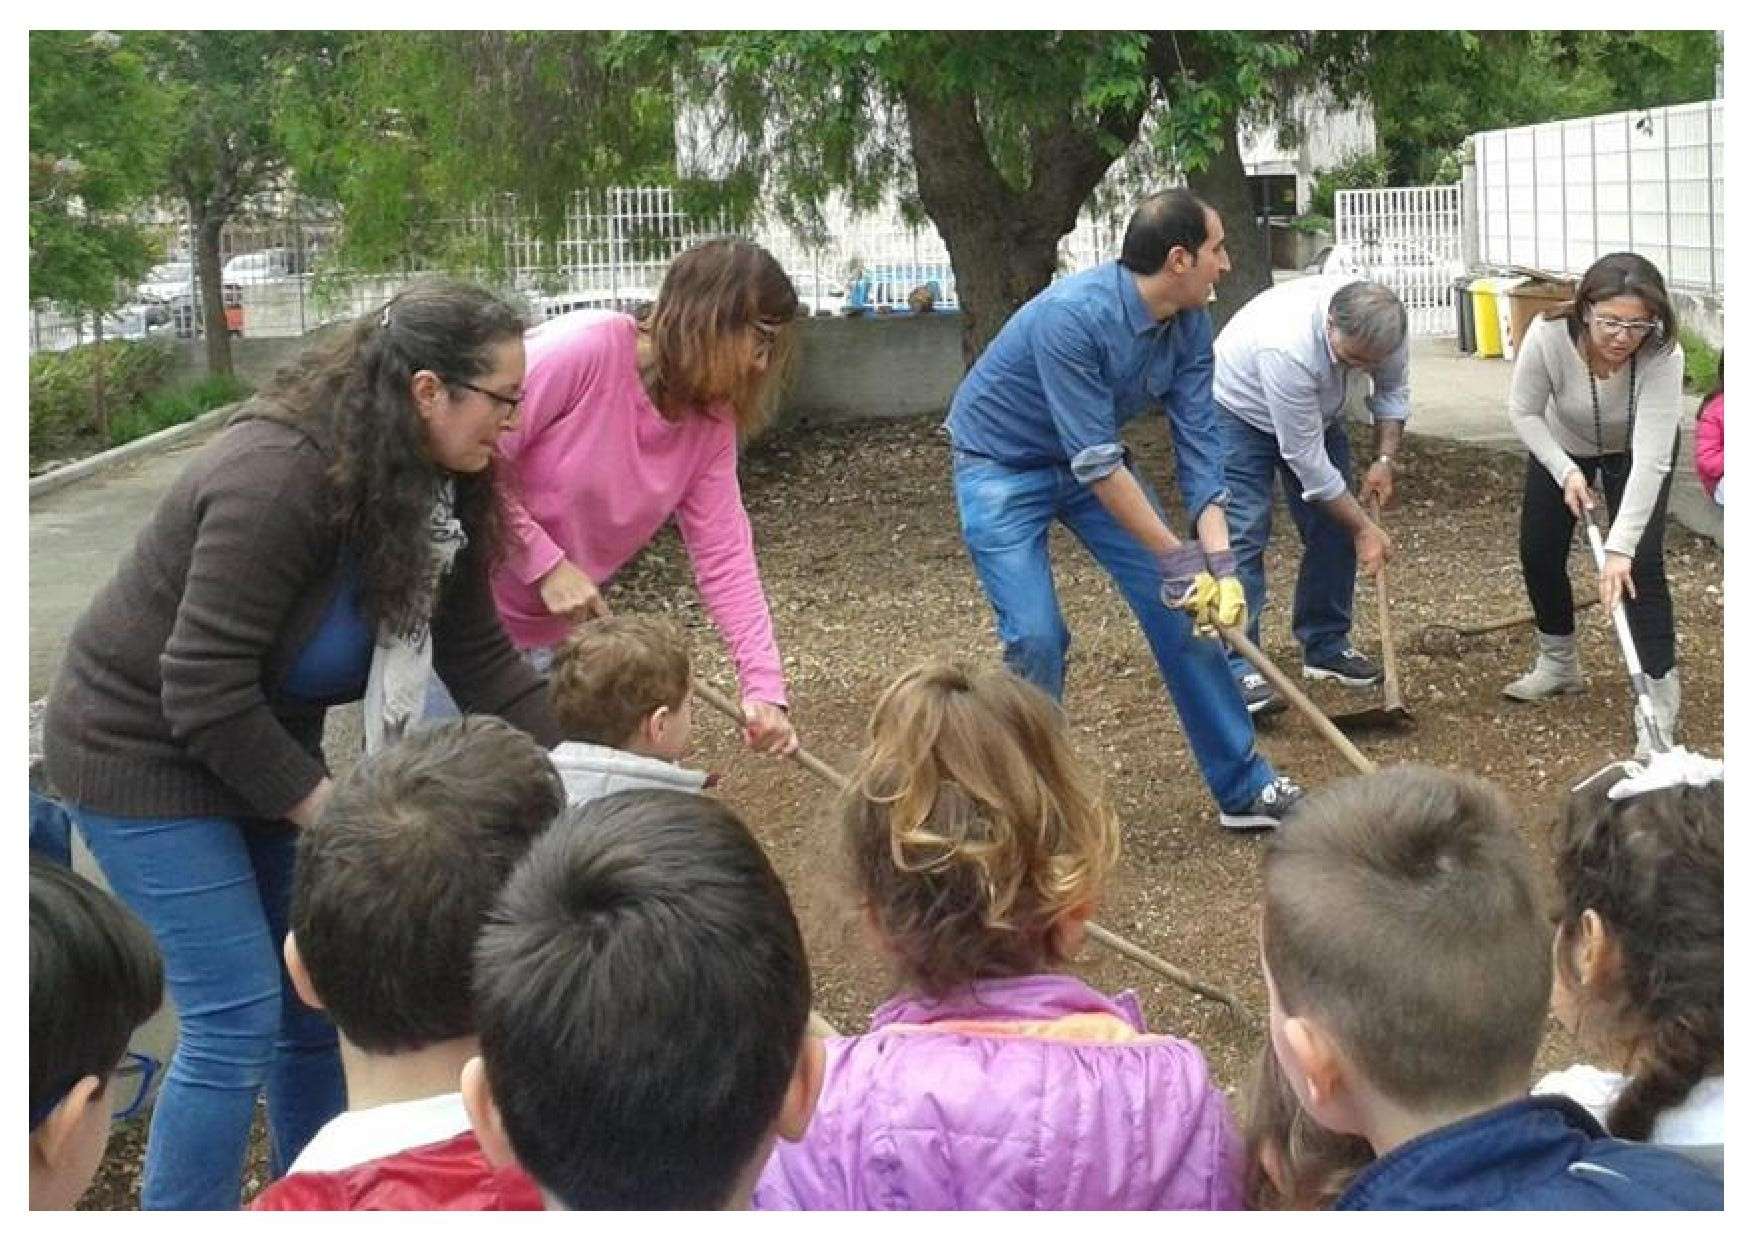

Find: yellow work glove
<box><xmin>1210</xmin><ymin>575</ymin><xmax>1247</xmax><ymax>632</ymax></box>
<box><xmin>1165</xmin><ymin>570</ymin><xmax>1218</xmax><ymax>622</ymax></box>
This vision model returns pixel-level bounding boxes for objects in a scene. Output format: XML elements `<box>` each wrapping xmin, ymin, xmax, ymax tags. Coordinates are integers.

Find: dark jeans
<box><xmin>1218</xmin><ymin>409</ymin><xmax>1358</xmax><ymax>681</ymax></box>
<box><xmin>1519</xmin><ymin>450</ymin><xmax>1675</xmax><ymax>677</ymax></box>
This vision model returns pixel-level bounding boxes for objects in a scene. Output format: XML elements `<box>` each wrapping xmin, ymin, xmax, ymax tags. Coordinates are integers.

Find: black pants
<box><xmin>1518</xmin><ymin>450</ymin><xmax>1675</xmax><ymax>677</ymax></box>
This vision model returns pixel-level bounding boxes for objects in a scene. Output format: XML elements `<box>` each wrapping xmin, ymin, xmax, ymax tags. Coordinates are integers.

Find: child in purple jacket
<box><xmin>754</xmin><ymin>661</ymin><xmax>1245</xmax><ymax>1210</ymax></box>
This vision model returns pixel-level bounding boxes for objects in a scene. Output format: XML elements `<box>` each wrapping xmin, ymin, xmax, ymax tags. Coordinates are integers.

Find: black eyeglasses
<box><xmin>449</xmin><ymin>379</ymin><xmax>524</xmax><ymax>412</ymax></box>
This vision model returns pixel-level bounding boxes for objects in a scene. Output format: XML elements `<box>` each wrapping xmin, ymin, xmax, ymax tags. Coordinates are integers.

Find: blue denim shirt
<box><xmin>1335</xmin><ymin>1095</ymin><xmax>1722</xmax><ymax>1211</ymax></box>
<box><xmin>945</xmin><ymin>261</ymin><xmax>1230</xmax><ymax>529</ymax></box>
<box><xmin>1212</xmin><ymin>274</ymin><xmax>1411</xmax><ymax>503</ymax></box>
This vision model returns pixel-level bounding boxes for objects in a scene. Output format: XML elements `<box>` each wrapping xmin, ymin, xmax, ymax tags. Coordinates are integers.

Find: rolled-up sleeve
<box><xmin>1158</xmin><ymin>311</ymin><xmax>1231</xmax><ymax>528</ymax></box>
<box><xmin>1032</xmin><ymin>302</ymin><xmax>1123</xmax><ymax>484</ymax></box>
<box><xmin>1365</xmin><ymin>337</ymin><xmax>1412</xmax><ymax>422</ymax></box>
<box><xmin>1258</xmin><ymin>347</ymin><xmax>1348</xmax><ymax>502</ymax></box>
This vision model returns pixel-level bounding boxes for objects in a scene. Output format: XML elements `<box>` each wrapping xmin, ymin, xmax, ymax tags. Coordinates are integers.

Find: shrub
<box><xmin>29</xmin><ymin>339</ymin><xmax>175</xmax><ymax>459</ymax></box>
<box><xmin>1309</xmin><ymin>150</ymin><xmax>1392</xmax><ymax>221</ymax></box>
<box><xmin>1677</xmin><ymin>326</ymin><xmax>1722</xmax><ymax>397</ymax></box>
<box><xmin>106</xmin><ymin>373</ymin><xmax>252</xmax><ymax>449</ymax></box>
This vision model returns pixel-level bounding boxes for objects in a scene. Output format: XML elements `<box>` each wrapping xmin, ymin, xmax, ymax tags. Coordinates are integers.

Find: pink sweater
<box><xmin>492</xmin><ymin>311</ymin><xmax>787</xmax><ymax>706</ymax></box>
<box><xmin>1696</xmin><ymin>392</ymin><xmax>1723</xmax><ymax>500</ymax></box>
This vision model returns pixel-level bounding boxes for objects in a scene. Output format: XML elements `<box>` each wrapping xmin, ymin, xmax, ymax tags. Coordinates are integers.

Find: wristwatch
<box><xmin>1374</xmin><ymin>454</ymin><xmax>1395</xmax><ymax>469</ymax></box>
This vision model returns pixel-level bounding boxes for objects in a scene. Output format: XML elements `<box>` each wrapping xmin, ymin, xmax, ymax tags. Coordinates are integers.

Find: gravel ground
<box><xmin>80</xmin><ymin>409</ymin><xmax>1723</xmax><ymax>1209</ymax></box>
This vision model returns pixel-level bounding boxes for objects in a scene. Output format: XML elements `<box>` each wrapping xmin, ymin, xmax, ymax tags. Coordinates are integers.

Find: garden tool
<box><xmin>692</xmin><ymin>679</ymin><xmax>1248</xmax><ymax>1020</ymax></box>
<box><xmin>1580</xmin><ymin>514</ymin><xmax>1672</xmax><ymax>757</ymax></box>
<box><xmin>1219</xmin><ymin>627</ymin><xmax>1377</xmax><ymax>776</ymax></box>
<box><xmin>1416</xmin><ymin>596</ymin><xmax>1598</xmax><ymax>656</ymax></box>
<box><xmin>1330</xmin><ymin>499</ymin><xmax>1415</xmax><ymax>732</ymax></box>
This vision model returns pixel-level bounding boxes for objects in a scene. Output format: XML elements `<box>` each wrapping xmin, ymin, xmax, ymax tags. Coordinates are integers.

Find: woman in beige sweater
<box><xmin>1503</xmin><ymin>253</ymin><xmax>1685</xmax><ymax>752</ymax></box>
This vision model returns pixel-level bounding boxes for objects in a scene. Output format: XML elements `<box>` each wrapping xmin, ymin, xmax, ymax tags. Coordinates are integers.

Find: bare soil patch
<box><xmin>81</xmin><ymin>409</ymin><xmax>1723</xmax><ymax>1208</ymax></box>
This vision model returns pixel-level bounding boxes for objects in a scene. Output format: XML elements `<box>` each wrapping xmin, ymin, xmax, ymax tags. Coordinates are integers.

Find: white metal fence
<box><xmin>30</xmin><ymin>188</ymin><xmax>1136</xmax><ymax>355</ymax></box>
<box><xmin>1334</xmin><ymin>184</ymin><xmax>1465</xmax><ymax>336</ymax></box>
<box><xmin>1474</xmin><ymin>98</ymin><xmax>1723</xmax><ymax>296</ymax></box>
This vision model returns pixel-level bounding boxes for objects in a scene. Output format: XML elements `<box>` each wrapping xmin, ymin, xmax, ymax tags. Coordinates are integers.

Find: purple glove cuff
<box><xmin>1206</xmin><ymin>549</ymin><xmax>1238</xmax><ymax>579</ymax></box>
<box><xmin>1153</xmin><ymin>543</ymin><xmax>1209</xmax><ymax>592</ymax></box>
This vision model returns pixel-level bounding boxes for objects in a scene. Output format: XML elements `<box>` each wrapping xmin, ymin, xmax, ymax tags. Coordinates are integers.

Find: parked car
<box><xmin>1303</xmin><ymin>240</ymin><xmax>1463</xmax><ymax>306</ymax></box>
<box><xmin>168</xmin><ymin>282</ymin><xmax>245</xmax><ymax>338</ymax></box>
<box><xmin>221</xmin><ymin>246</ymin><xmax>314</xmax><ymax>283</ymax></box>
<box><xmin>842</xmin><ymin>263</ymin><xmax>960</xmax><ymax>316</ymax></box>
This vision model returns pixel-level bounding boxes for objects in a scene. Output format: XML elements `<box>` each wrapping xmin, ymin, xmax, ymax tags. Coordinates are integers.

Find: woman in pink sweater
<box><xmin>491</xmin><ymin>239</ymin><xmax>801</xmax><ymax>754</ymax></box>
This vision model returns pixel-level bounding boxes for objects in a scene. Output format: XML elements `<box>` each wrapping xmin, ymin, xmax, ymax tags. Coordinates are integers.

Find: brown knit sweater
<box><xmin>43</xmin><ymin>406</ymin><xmax>561</xmax><ymax>822</ymax></box>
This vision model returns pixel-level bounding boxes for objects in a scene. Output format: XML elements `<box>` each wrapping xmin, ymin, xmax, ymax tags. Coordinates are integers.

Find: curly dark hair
<box><xmin>1554</xmin><ymin>769</ymin><xmax>1723</xmax><ymax>1140</ymax></box>
<box><xmin>258</xmin><ymin>279</ymin><xmax>525</xmax><ymax>636</ymax></box>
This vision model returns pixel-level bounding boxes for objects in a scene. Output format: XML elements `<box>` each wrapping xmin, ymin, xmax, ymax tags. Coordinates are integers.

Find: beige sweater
<box><xmin>1507</xmin><ymin>314</ymin><xmax>1685</xmax><ymax>557</ymax></box>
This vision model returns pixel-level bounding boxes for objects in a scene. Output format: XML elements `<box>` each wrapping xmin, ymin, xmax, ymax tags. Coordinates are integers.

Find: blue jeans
<box><xmin>30</xmin><ymin>789</ymin><xmax>74</xmax><ymax>866</ymax></box>
<box><xmin>1218</xmin><ymin>410</ymin><xmax>1358</xmax><ymax>682</ymax></box>
<box><xmin>70</xmin><ymin>808</ymin><xmax>345</xmax><ymax>1209</ymax></box>
<box><xmin>952</xmin><ymin>451</ymin><xmax>1275</xmax><ymax>814</ymax></box>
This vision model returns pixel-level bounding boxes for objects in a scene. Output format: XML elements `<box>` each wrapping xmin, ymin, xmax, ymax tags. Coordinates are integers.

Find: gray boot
<box><xmin>1502</xmin><ymin>632</ymin><xmax>1585</xmax><ymax>701</ymax></box>
<box><xmin>1635</xmin><ymin>669</ymin><xmax>1682</xmax><ymax>758</ymax></box>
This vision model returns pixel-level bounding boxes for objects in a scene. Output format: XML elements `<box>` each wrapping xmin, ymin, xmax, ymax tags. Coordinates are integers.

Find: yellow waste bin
<box><xmin>1469</xmin><ymin>277</ymin><xmax>1527</xmax><ymax>359</ymax></box>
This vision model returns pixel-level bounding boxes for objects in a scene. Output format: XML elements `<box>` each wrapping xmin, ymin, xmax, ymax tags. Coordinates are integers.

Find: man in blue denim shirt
<box><xmin>1213</xmin><ymin>276</ymin><xmax>1407</xmax><ymax>715</ymax></box>
<box><xmin>946</xmin><ymin>189</ymin><xmax>1300</xmax><ymax>830</ymax></box>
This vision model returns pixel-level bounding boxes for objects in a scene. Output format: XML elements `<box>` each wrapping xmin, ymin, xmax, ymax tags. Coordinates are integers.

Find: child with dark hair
<box><xmin>755</xmin><ymin>660</ymin><xmax>1243</xmax><ymax>1210</ymax></box>
<box><xmin>1241</xmin><ymin>1040</ymin><xmax>1373</xmax><ymax>1210</ymax></box>
<box><xmin>1534</xmin><ymin>756</ymin><xmax>1723</xmax><ymax>1168</ymax></box>
<box><xmin>31</xmin><ymin>855</ymin><xmax>164</xmax><ymax>1210</ymax></box>
<box><xmin>250</xmin><ymin>717</ymin><xmax>564</xmax><ymax>1210</ymax></box>
<box><xmin>1260</xmin><ymin>764</ymin><xmax>1721</xmax><ymax>1210</ymax></box>
<box><xmin>546</xmin><ymin>614</ymin><xmax>707</xmax><ymax>804</ymax></box>
<box><xmin>462</xmin><ymin>789</ymin><xmax>822</xmax><ymax>1209</ymax></box>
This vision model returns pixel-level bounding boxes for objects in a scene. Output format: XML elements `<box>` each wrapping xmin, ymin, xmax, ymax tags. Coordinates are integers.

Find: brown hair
<box><xmin>1542</xmin><ymin>251</ymin><xmax>1679</xmax><ymax>360</ymax></box>
<box><xmin>549</xmin><ymin>615</ymin><xmax>691</xmax><ymax>748</ymax></box>
<box><xmin>260</xmin><ymin>279</ymin><xmax>525</xmax><ymax>636</ymax></box>
<box><xmin>1242</xmin><ymin>1041</ymin><xmax>1374</xmax><ymax>1210</ymax></box>
<box><xmin>840</xmin><ymin>661</ymin><xmax>1119</xmax><ymax>996</ymax></box>
<box><xmin>292</xmin><ymin>716</ymin><xmax>564</xmax><ymax>1054</ymax></box>
<box><xmin>1553</xmin><ymin>768</ymin><xmax>1723</xmax><ymax>1140</ymax></box>
<box><xmin>638</xmin><ymin>238</ymin><xmax>799</xmax><ymax>438</ymax></box>
<box><xmin>1261</xmin><ymin>766</ymin><xmax>1551</xmax><ymax>1113</ymax></box>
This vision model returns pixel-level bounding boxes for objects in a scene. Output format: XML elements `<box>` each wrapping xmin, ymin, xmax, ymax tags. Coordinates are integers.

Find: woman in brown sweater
<box><xmin>42</xmin><ymin>280</ymin><xmax>562</xmax><ymax>1209</ymax></box>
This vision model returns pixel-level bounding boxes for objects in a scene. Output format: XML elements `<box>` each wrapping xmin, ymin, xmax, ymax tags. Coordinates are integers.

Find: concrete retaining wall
<box><xmin>777</xmin><ymin>313</ymin><xmax>966</xmax><ymax>429</ymax></box>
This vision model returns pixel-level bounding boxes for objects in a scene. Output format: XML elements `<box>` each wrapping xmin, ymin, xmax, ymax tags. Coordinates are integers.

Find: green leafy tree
<box><xmin>30</xmin><ymin>30</ymin><xmax>170</xmax><ymax>435</ymax></box>
<box><xmin>130</xmin><ymin>31</ymin><xmax>338</xmax><ymax>377</ymax></box>
<box><xmin>287</xmin><ymin>31</ymin><xmax>1302</xmax><ymax>362</ymax></box>
<box><xmin>1309</xmin><ymin>30</ymin><xmax>1719</xmax><ymax>184</ymax></box>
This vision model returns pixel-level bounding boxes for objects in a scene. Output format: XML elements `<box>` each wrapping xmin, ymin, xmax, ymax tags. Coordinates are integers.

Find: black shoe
<box><xmin>1302</xmin><ymin>646</ymin><xmax>1383</xmax><ymax>689</ymax></box>
<box><xmin>1237</xmin><ymin>671</ymin><xmax>1287</xmax><ymax>718</ymax></box>
<box><xmin>1219</xmin><ymin>776</ymin><xmax>1305</xmax><ymax>832</ymax></box>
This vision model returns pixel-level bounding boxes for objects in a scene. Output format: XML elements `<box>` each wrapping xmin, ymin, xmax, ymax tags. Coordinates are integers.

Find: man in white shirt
<box><xmin>1212</xmin><ymin>276</ymin><xmax>1408</xmax><ymax>715</ymax></box>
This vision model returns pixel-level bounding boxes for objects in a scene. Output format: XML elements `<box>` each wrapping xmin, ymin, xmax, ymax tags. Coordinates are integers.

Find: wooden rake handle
<box><xmin>1369</xmin><ymin>497</ymin><xmax>1404</xmax><ymax>712</ymax></box>
<box><xmin>1219</xmin><ymin>627</ymin><xmax>1378</xmax><ymax>775</ymax></box>
<box><xmin>692</xmin><ymin>680</ymin><xmax>1248</xmax><ymax>1020</ymax></box>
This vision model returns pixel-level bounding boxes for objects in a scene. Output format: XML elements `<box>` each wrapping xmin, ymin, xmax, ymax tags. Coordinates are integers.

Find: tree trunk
<box><xmin>1185</xmin><ymin>100</ymin><xmax>1273</xmax><ymax>334</ymax></box>
<box><xmin>903</xmin><ymin>86</ymin><xmax>1146</xmax><ymax>369</ymax></box>
<box><xmin>91</xmin><ymin>313</ymin><xmax>108</xmax><ymax>443</ymax></box>
<box><xmin>190</xmin><ymin>196</ymin><xmax>234</xmax><ymax>378</ymax></box>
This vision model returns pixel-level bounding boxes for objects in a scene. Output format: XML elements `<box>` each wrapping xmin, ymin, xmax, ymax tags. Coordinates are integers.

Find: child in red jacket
<box><xmin>250</xmin><ymin>718</ymin><xmax>565</xmax><ymax>1210</ymax></box>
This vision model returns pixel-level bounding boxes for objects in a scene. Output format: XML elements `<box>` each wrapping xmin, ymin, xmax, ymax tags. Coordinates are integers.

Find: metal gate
<box><xmin>1334</xmin><ymin>185</ymin><xmax>1464</xmax><ymax>337</ymax></box>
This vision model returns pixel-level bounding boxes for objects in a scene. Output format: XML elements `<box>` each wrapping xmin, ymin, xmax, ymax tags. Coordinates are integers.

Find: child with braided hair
<box><xmin>1535</xmin><ymin>756</ymin><xmax>1724</xmax><ymax>1170</ymax></box>
<box><xmin>753</xmin><ymin>660</ymin><xmax>1243</xmax><ymax>1210</ymax></box>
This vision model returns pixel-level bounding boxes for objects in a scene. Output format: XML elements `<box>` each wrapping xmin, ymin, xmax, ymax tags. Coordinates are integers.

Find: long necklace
<box><xmin>1588</xmin><ymin>351</ymin><xmax>1638</xmax><ymax>459</ymax></box>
